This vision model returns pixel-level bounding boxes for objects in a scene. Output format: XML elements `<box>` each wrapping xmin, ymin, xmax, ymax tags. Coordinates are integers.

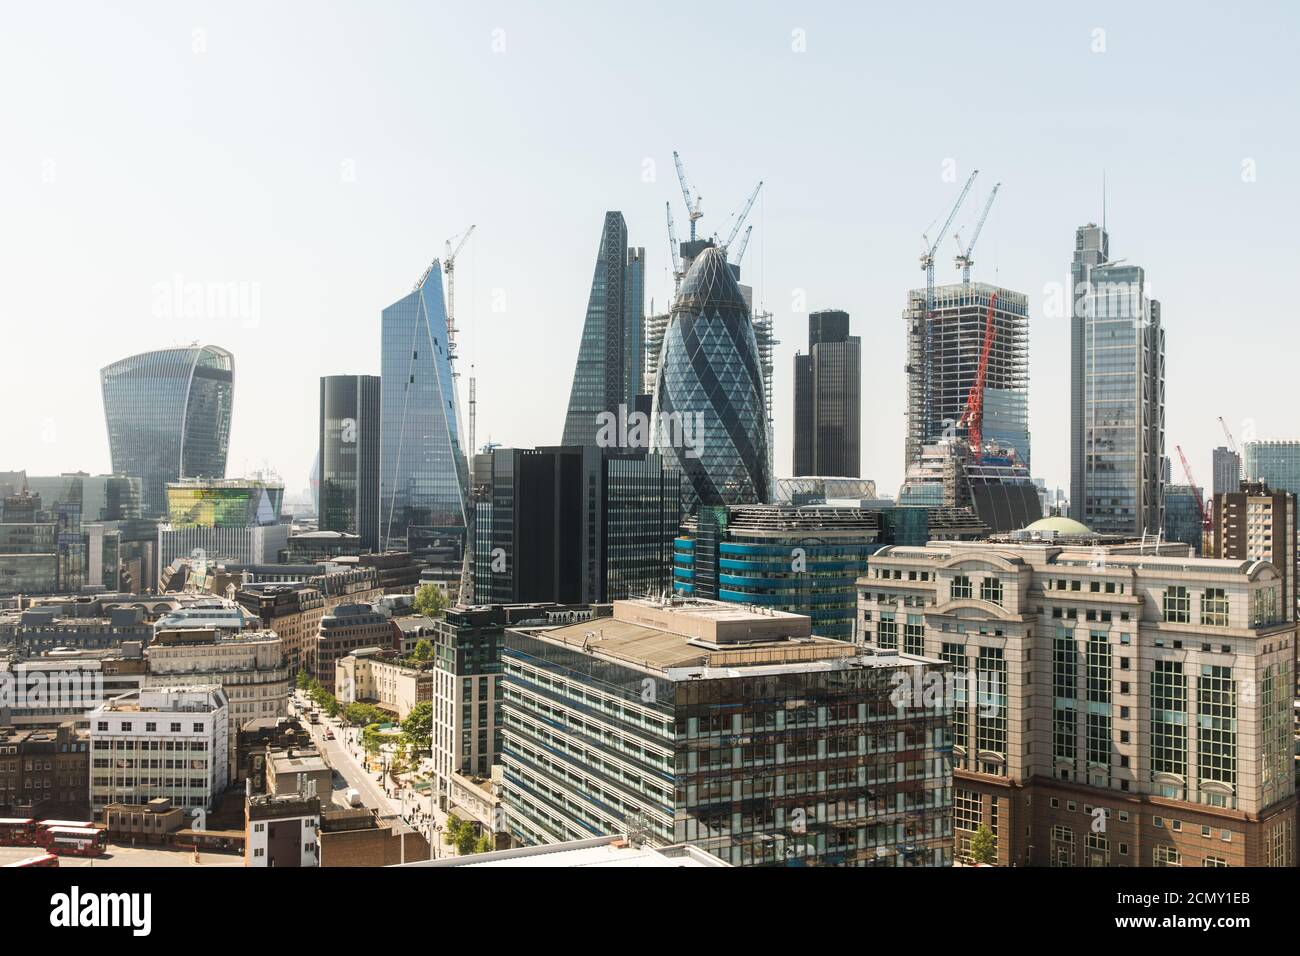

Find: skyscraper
<box><xmin>560</xmin><ymin>212</ymin><xmax>644</xmax><ymax>446</ymax></box>
<box><xmin>100</xmin><ymin>345</ymin><xmax>234</xmax><ymax>516</ymax></box>
<box><xmin>904</xmin><ymin>285</ymin><xmax>1029</xmax><ymax>468</ymax></box>
<box><xmin>793</xmin><ymin>309</ymin><xmax>861</xmax><ymax>477</ymax></box>
<box><xmin>380</xmin><ymin>260</ymin><xmax>470</xmax><ymax>551</ymax></box>
<box><xmin>318</xmin><ymin>375</ymin><xmax>381</xmax><ymax>552</ymax></box>
<box><xmin>651</xmin><ymin>245</ymin><xmax>771</xmax><ymax>510</ymax></box>
<box><xmin>1212</xmin><ymin>446</ymin><xmax>1242</xmax><ymax>498</ymax></box>
<box><xmin>1069</xmin><ymin>223</ymin><xmax>1166</xmax><ymax>536</ymax></box>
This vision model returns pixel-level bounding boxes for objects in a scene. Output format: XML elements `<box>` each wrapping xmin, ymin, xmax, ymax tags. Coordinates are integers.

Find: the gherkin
<box><xmin>651</xmin><ymin>246</ymin><xmax>770</xmax><ymax>510</ymax></box>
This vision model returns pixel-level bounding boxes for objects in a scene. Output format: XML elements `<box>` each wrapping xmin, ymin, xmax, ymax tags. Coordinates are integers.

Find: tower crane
<box><xmin>956</xmin><ymin>292</ymin><xmax>998</xmax><ymax>463</ymax></box>
<box><xmin>731</xmin><ymin>225</ymin><xmax>754</xmax><ymax>268</ymax></box>
<box><xmin>1175</xmin><ymin>444</ymin><xmax>1211</xmax><ymax>532</ymax></box>
<box><xmin>953</xmin><ymin>183</ymin><xmax>1000</xmax><ymax>282</ymax></box>
<box><xmin>918</xmin><ymin>170</ymin><xmax>978</xmax><ymax>451</ymax></box>
<box><xmin>672</xmin><ymin>150</ymin><xmax>703</xmax><ymax>240</ymax></box>
<box><xmin>665</xmin><ymin>202</ymin><xmax>684</xmax><ymax>293</ymax></box>
<box><xmin>442</xmin><ymin>224</ymin><xmax>476</xmax><ymax>375</ymax></box>
<box><xmin>723</xmin><ymin>181</ymin><xmax>763</xmax><ymax>253</ymax></box>
<box><xmin>1218</xmin><ymin>416</ymin><xmax>1239</xmax><ymax>456</ymax></box>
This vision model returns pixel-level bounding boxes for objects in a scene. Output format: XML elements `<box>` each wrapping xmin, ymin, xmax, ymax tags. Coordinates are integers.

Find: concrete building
<box><xmin>1213</xmin><ymin>447</ymin><xmax>1242</xmax><ymax>499</ymax></box>
<box><xmin>334</xmin><ymin>647</ymin><xmax>433</xmax><ymax>720</ymax></box>
<box><xmin>1069</xmin><ymin>223</ymin><xmax>1165</xmax><ymax>537</ymax></box>
<box><xmin>89</xmin><ymin>684</ymin><xmax>230</xmax><ymax>817</ymax></box>
<box><xmin>245</xmin><ymin>793</ymin><xmax>321</xmax><ymax>867</ymax></box>
<box><xmin>0</xmin><ymin>722</ymin><xmax>90</xmax><ymax>819</ymax></box>
<box><xmin>146</xmin><ymin>627</ymin><xmax>290</xmax><ymax>778</ymax></box>
<box><xmin>0</xmin><ymin>649</ymin><xmax>148</xmax><ymax>730</ymax></box>
<box><xmin>857</xmin><ymin>522</ymin><xmax>1295</xmax><ymax>867</ymax></box>
<box><xmin>1212</xmin><ymin>481</ymin><xmax>1297</xmax><ymax>621</ymax></box>
<box><xmin>0</xmin><ymin>603</ymin><xmax>152</xmax><ymax>654</ymax></box>
<box><xmin>500</xmin><ymin>597</ymin><xmax>953</xmax><ymax>867</ymax></box>
<box><xmin>793</xmin><ymin>309</ymin><xmax>861</xmax><ymax>478</ymax></box>
<box><xmin>265</xmin><ymin>747</ymin><xmax>331</xmax><ymax>799</ymax></box>
<box><xmin>905</xmin><ymin>284</ymin><xmax>1030</xmax><ymax>469</ymax></box>
<box><xmin>157</xmin><ymin>478</ymin><xmax>289</xmax><ymax>580</ymax></box>
<box><xmin>316</xmin><ymin>603</ymin><xmax>393</xmax><ymax>693</ymax></box>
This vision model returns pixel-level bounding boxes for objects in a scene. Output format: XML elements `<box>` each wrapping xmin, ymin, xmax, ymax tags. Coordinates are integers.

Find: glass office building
<box><xmin>319</xmin><ymin>375</ymin><xmax>381</xmax><ymax>552</ymax></box>
<box><xmin>1245</xmin><ymin>441</ymin><xmax>1300</xmax><ymax>497</ymax></box>
<box><xmin>560</xmin><ymin>212</ymin><xmax>644</xmax><ymax>447</ymax></box>
<box><xmin>100</xmin><ymin>345</ymin><xmax>234</xmax><ymax>516</ymax></box>
<box><xmin>380</xmin><ymin>260</ymin><xmax>470</xmax><ymax>549</ymax></box>
<box><xmin>652</xmin><ymin>246</ymin><xmax>771</xmax><ymax>511</ymax></box>
<box><xmin>500</xmin><ymin>598</ymin><xmax>953</xmax><ymax>866</ymax></box>
<box><xmin>23</xmin><ymin>474</ymin><xmax>142</xmax><ymax>522</ymax></box>
<box><xmin>1069</xmin><ymin>225</ymin><xmax>1165</xmax><ymax>536</ymax></box>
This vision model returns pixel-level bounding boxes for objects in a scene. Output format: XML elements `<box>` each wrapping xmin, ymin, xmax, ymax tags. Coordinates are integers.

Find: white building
<box><xmin>89</xmin><ymin>684</ymin><xmax>229</xmax><ymax>817</ymax></box>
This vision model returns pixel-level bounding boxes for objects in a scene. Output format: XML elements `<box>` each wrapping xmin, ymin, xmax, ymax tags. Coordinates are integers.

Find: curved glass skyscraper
<box><xmin>651</xmin><ymin>246</ymin><xmax>770</xmax><ymax>510</ymax></box>
<box><xmin>100</xmin><ymin>345</ymin><xmax>234</xmax><ymax>516</ymax></box>
<box><xmin>380</xmin><ymin>260</ymin><xmax>469</xmax><ymax>549</ymax></box>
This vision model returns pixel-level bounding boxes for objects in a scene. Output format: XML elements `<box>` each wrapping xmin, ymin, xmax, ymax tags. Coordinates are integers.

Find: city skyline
<box><xmin>3</xmin><ymin>3</ymin><xmax>1298</xmax><ymax>505</ymax></box>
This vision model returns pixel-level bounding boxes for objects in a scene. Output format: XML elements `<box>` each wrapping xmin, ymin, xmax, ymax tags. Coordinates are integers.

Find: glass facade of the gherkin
<box><xmin>651</xmin><ymin>245</ymin><xmax>770</xmax><ymax>511</ymax></box>
<box><xmin>100</xmin><ymin>345</ymin><xmax>234</xmax><ymax>517</ymax></box>
<box><xmin>380</xmin><ymin>260</ymin><xmax>470</xmax><ymax>549</ymax></box>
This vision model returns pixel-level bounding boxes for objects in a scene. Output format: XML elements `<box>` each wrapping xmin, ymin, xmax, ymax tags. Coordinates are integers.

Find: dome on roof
<box><xmin>1023</xmin><ymin>515</ymin><xmax>1093</xmax><ymax>536</ymax></box>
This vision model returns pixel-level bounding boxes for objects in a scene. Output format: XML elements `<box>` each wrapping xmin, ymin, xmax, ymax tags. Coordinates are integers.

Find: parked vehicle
<box><xmin>3</xmin><ymin>853</ymin><xmax>59</xmax><ymax>867</ymax></box>
<box><xmin>0</xmin><ymin>818</ymin><xmax>39</xmax><ymax>847</ymax></box>
<box><xmin>345</xmin><ymin>788</ymin><xmax>362</xmax><ymax>808</ymax></box>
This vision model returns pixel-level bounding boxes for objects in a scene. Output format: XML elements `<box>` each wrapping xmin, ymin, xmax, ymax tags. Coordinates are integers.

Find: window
<box><xmin>1154</xmin><ymin>845</ymin><xmax>1181</xmax><ymax>867</ymax></box>
<box><xmin>1200</xmin><ymin>588</ymin><xmax>1229</xmax><ymax>627</ymax></box>
<box><xmin>1203</xmin><ymin>856</ymin><xmax>1228</xmax><ymax>868</ymax></box>
<box><xmin>951</xmin><ymin>576</ymin><xmax>972</xmax><ymax>600</ymax></box>
<box><xmin>1163</xmin><ymin>586</ymin><xmax>1190</xmax><ymax>623</ymax></box>
<box><xmin>980</xmin><ymin>577</ymin><xmax>1003</xmax><ymax>605</ymax></box>
<box><xmin>170</xmin><ymin>723</ymin><xmax>181</xmax><ymax>733</ymax></box>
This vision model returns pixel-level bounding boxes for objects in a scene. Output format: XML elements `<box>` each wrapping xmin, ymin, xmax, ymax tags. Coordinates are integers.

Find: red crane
<box><xmin>1175</xmin><ymin>444</ymin><xmax>1210</xmax><ymax>531</ymax></box>
<box><xmin>957</xmin><ymin>292</ymin><xmax>998</xmax><ymax>463</ymax></box>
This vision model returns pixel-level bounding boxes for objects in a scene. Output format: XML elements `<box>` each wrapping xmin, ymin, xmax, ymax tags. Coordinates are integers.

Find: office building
<box><xmin>673</xmin><ymin>505</ymin><xmax>879</xmax><ymax>640</ymax></box>
<box><xmin>858</xmin><ymin>527</ymin><xmax>1296</xmax><ymax>867</ymax></box>
<box><xmin>1246</xmin><ymin>441</ymin><xmax>1300</xmax><ymax>494</ymax></box>
<box><xmin>156</xmin><ymin>478</ymin><xmax>288</xmax><ymax>578</ymax></box>
<box><xmin>146</xmin><ymin>627</ymin><xmax>290</xmax><ymax>778</ymax></box>
<box><xmin>898</xmin><ymin>440</ymin><xmax>1041</xmax><ymax>533</ymax></box>
<box><xmin>793</xmin><ymin>310</ymin><xmax>861</xmax><ymax>478</ymax></box>
<box><xmin>89</xmin><ymin>684</ymin><xmax>230</xmax><ymax>817</ymax></box>
<box><xmin>380</xmin><ymin>258</ymin><xmax>470</xmax><ymax>550</ymax></box>
<box><xmin>561</xmin><ymin>212</ymin><xmax>645</xmax><ymax>447</ymax></box>
<box><xmin>1069</xmin><ymin>224</ymin><xmax>1165</xmax><ymax>536</ymax></box>
<box><xmin>1212</xmin><ymin>481</ymin><xmax>1297</xmax><ymax>621</ymax></box>
<box><xmin>473</xmin><ymin>446</ymin><xmax>681</xmax><ymax>606</ymax></box>
<box><xmin>22</xmin><ymin>473</ymin><xmax>142</xmax><ymax>523</ymax></box>
<box><xmin>499</xmin><ymin>597</ymin><xmax>952</xmax><ymax>866</ymax></box>
<box><xmin>334</xmin><ymin>647</ymin><xmax>433</xmax><ymax>721</ymax></box>
<box><xmin>1164</xmin><ymin>484</ymin><xmax>1205</xmax><ymax>554</ymax></box>
<box><xmin>651</xmin><ymin>245</ymin><xmax>771</xmax><ymax>510</ymax></box>
<box><xmin>429</xmin><ymin>603</ymin><xmax>593</xmax><ymax>808</ymax></box>
<box><xmin>100</xmin><ymin>345</ymin><xmax>234</xmax><ymax>516</ymax></box>
<box><xmin>245</xmin><ymin>794</ymin><xmax>321</xmax><ymax>867</ymax></box>
<box><xmin>0</xmin><ymin>723</ymin><xmax>91</xmax><ymax>819</ymax></box>
<box><xmin>316</xmin><ymin>603</ymin><xmax>393</xmax><ymax>692</ymax></box>
<box><xmin>904</xmin><ymin>284</ymin><xmax>1030</xmax><ymax>468</ymax></box>
<box><xmin>0</xmin><ymin>603</ymin><xmax>152</xmax><ymax>653</ymax></box>
<box><xmin>1213</xmin><ymin>447</ymin><xmax>1242</xmax><ymax>499</ymax></box>
<box><xmin>318</xmin><ymin>375</ymin><xmax>381</xmax><ymax>552</ymax></box>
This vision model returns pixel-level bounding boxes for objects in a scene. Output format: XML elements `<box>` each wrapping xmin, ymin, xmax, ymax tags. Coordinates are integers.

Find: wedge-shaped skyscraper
<box><xmin>560</xmin><ymin>211</ymin><xmax>644</xmax><ymax>446</ymax></box>
<box><xmin>100</xmin><ymin>344</ymin><xmax>234</xmax><ymax>517</ymax></box>
<box><xmin>652</xmin><ymin>245</ymin><xmax>770</xmax><ymax>510</ymax></box>
<box><xmin>380</xmin><ymin>260</ymin><xmax>470</xmax><ymax>549</ymax></box>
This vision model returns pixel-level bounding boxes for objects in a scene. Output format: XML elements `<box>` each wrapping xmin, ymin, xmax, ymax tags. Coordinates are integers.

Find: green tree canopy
<box><xmin>970</xmin><ymin>824</ymin><xmax>996</xmax><ymax>865</ymax></box>
<box><xmin>412</xmin><ymin>584</ymin><xmax>449</xmax><ymax>618</ymax></box>
<box><xmin>401</xmin><ymin>701</ymin><xmax>432</xmax><ymax>753</ymax></box>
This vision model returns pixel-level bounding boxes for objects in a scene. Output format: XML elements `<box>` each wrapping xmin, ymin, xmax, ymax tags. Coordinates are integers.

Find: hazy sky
<box><xmin>3</xmin><ymin>1</ymin><xmax>1297</xmax><ymax>500</ymax></box>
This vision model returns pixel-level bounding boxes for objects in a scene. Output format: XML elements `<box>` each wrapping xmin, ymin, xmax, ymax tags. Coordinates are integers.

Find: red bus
<box><xmin>0</xmin><ymin>818</ymin><xmax>39</xmax><ymax>846</ymax></box>
<box><xmin>44</xmin><ymin>826</ymin><xmax>105</xmax><ymax>857</ymax></box>
<box><xmin>3</xmin><ymin>853</ymin><xmax>59</xmax><ymax>868</ymax></box>
<box><xmin>37</xmin><ymin>820</ymin><xmax>94</xmax><ymax>832</ymax></box>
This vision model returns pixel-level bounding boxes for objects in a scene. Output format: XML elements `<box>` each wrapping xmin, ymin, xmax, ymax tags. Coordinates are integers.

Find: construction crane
<box><xmin>956</xmin><ymin>292</ymin><xmax>998</xmax><ymax>463</ymax></box>
<box><xmin>953</xmin><ymin>182</ymin><xmax>1000</xmax><ymax>282</ymax></box>
<box><xmin>1218</xmin><ymin>416</ymin><xmax>1239</xmax><ymax>456</ymax></box>
<box><xmin>665</xmin><ymin>202</ymin><xmax>684</xmax><ymax>293</ymax></box>
<box><xmin>723</xmin><ymin>180</ymin><xmax>763</xmax><ymax>252</ymax></box>
<box><xmin>731</xmin><ymin>224</ymin><xmax>754</xmax><ymax>267</ymax></box>
<box><xmin>442</xmin><ymin>224</ymin><xmax>476</xmax><ymax>374</ymax></box>
<box><xmin>1175</xmin><ymin>444</ymin><xmax>1211</xmax><ymax>532</ymax></box>
<box><xmin>672</xmin><ymin>150</ymin><xmax>703</xmax><ymax>240</ymax></box>
<box><xmin>919</xmin><ymin>170</ymin><xmax>979</xmax><ymax>451</ymax></box>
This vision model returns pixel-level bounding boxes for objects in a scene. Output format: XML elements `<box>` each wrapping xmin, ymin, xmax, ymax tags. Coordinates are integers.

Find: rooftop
<box><xmin>401</xmin><ymin>835</ymin><xmax>728</xmax><ymax>868</ymax></box>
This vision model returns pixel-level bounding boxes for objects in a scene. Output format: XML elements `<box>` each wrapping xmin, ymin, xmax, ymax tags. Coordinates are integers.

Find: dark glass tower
<box><xmin>319</xmin><ymin>374</ymin><xmax>381</xmax><ymax>551</ymax></box>
<box><xmin>100</xmin><ymin>345</ymin><xmax>234</xmax><ymax>516</ymax></box>
<box><xmin>652</xmin><ymin>245</ymin><xmax>770</xmax><ymax>510</ymax></box>
<box><xmin>380</xmin><ymin>260</ymin><xmax>470</xmax><ymax>550</ymax></box>
<box><xmin>793</xmin><ymin>309</ymin><xmax>861</xmax><ymax>477</ymax></box>
<box><xmin>560</xmin><ymin>212</ymin><xmax>645</xmax><ymax>446</ymax></box>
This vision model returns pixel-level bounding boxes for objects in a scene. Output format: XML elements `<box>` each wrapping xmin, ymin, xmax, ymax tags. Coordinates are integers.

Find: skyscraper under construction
<box><xmin>904</xmin><ymin>283</ymin><xmax>1030</xmax><ymax>468</ymax></box>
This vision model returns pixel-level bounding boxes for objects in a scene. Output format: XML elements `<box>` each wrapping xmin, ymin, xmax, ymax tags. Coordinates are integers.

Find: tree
<box><xmin>296</xmin><ymin>671</ymin><xmax>311</xmax><ymax>690</ymax></box>
<box><xmin>456</xmin><ymin>824</ymin><xmax>479</xmax><ymax>856</ymax></box>
<box><xmin>345</xmin><ymin>703</ymin><xmax>387</xmax><ymax>727</ymax></box>
<box><xmin>473</xmin><ymin>833</ymin><xmax>495</xmax><ymax>854</ymax></box>
<box><xmin>401</xmin><ymin>701</ymin><xmax>432</xmax><ymax>754</ymax></box>
<box><xmin>412</xmin><ymin>584</ymin><xmax>448</xmax><ymax>618</ymax></box>
<box><xmin>411</xmin><ymin>639</ymin><xmax>433</xmax><ymax>662</ymax></box>
<box><xmin>970</xmin><ymin>824</ymin><xmax>997</xmax><ymax>865</ymax></box>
